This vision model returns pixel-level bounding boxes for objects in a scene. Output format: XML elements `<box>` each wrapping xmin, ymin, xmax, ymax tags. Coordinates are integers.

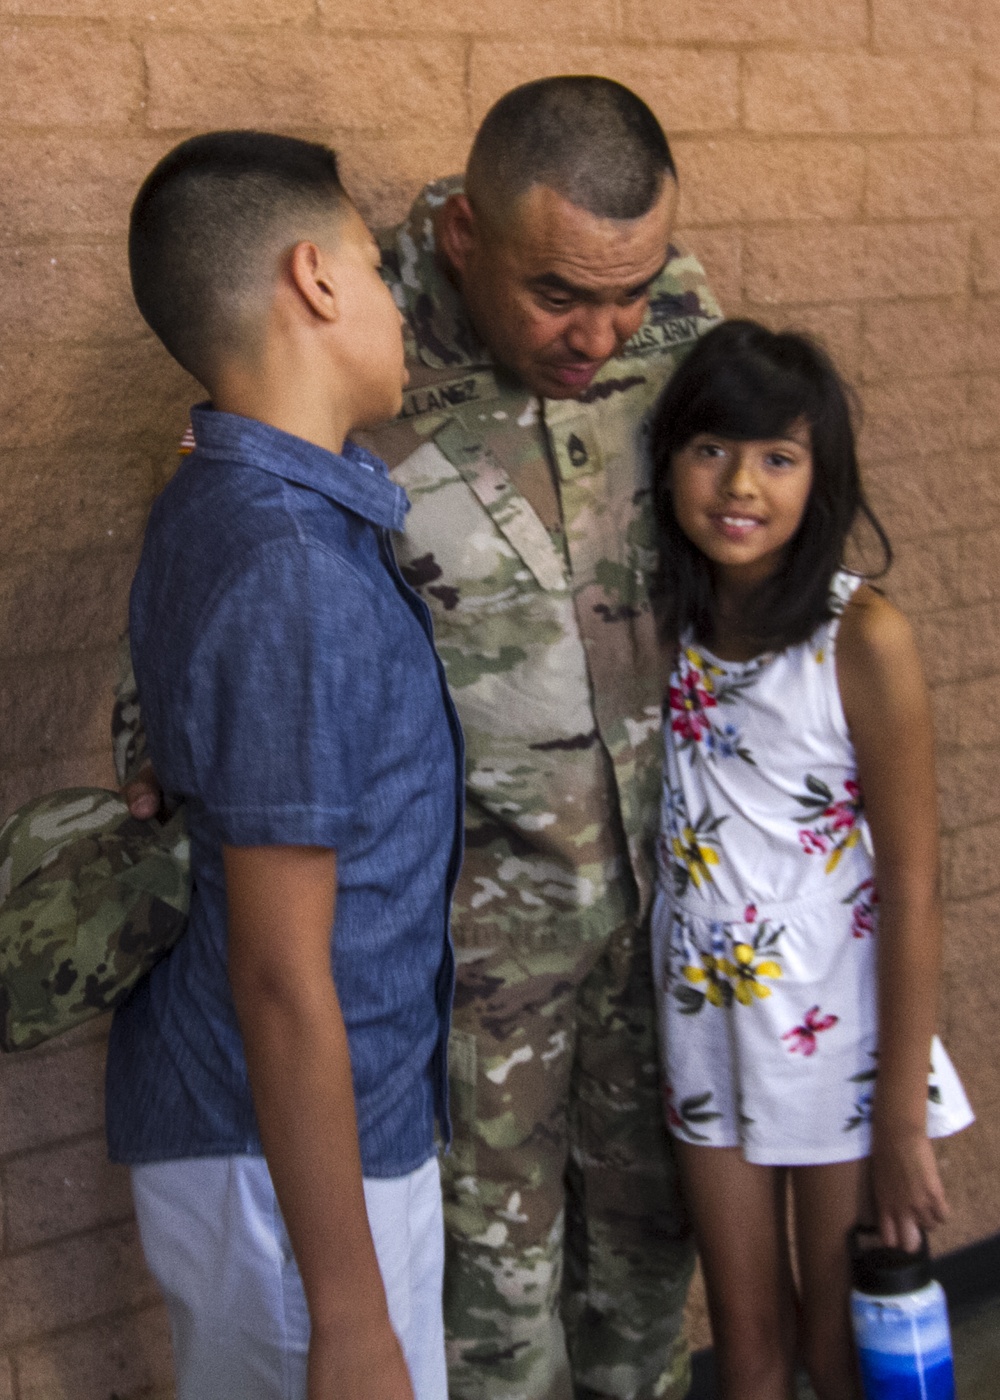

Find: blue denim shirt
<box><xmin>106</xmin><ymin>407</ymin><xmax>463</xmax><ymax>1176</ymax></box>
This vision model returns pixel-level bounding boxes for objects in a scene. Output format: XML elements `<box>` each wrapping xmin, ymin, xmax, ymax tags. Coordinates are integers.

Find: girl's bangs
<box><xmin>679</xmin><ymin>359</ymin><xmax>819</xmax><ymax>445</ymax></box>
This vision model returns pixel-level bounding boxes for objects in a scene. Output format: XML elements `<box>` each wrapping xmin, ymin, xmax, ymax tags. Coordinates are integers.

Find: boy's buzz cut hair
<box><xmin>129</xmin><ymin>130</ymin><xmax>351</xmax><ymax>382</ymax></box>
<box><xmin>466</xmin><ymin>76</ymin><xmax>676</xmax><ymax>225</ymax></box>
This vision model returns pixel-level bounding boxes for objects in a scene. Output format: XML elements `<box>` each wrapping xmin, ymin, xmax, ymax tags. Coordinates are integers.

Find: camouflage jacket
<box><xmin>364</xmin><ymin>179</ymin><xmax>721</xmax><ymax>950</ymax></box>
<box><xmin>115</xmin><ymin>179</ymin><xmax>720</xmax><ymax>952</ymax></box>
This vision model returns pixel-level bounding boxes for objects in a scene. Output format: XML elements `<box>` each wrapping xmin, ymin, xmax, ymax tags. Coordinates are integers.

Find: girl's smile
<box><xmin>669</xmin><ymin>422</ymin><xmax>814</xmax><ymax>593</ymax></box>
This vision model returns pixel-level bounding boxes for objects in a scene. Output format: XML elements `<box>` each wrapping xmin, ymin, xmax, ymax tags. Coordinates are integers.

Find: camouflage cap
<box><xmin>0</xmin><ymin>788</ymin><xmax>190</xmax><ymax>1051</ymax></box>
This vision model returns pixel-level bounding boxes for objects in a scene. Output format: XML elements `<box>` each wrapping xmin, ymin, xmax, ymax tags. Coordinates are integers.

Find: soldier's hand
<box><xmin>122</xmin><ymin>761</ymin><xmax>163</xmax><ymax>820</ymax></box>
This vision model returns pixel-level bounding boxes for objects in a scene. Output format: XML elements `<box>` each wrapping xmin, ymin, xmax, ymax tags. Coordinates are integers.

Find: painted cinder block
<box><xmin>318</xmin><ymin>0</ymin><xmax>618</xmax><ymax>36</ymax></box>
<box><xmin>860</xmin><ymin>298</ymin><xmax>971</xmax><ymax>381</ymax></box>
<box><xmin>931</xmin><ymin>671</ymin><xmax>1000</xmax><ymax>752</ymax></box>
<box><xmin>0</xmin><ymin>343</ymin><xmax>197</xmax><ymax>453</ymax></box>
<box><xmin>4</xmin><ymin>1135</ymin><xmax>133</xmax><ymax>1251</ymax></box>
<box><xmin>0</xmin><ymin>754</ymin><xmax>115</xmax><ymax>824</ymax></box>
<box><xmin>0</xmin><ymin>449</ymin><xmax>155</xmax><ymax>559</ymax></box>
<box><xmin>872</xmin><ymin>449</ymin><xmax>1000</xmax><ymax>532</ymax></box>
<box><xmin>623</xmin><ymin>0</ymin><xmax>866</xmax><ymax>46</ymax></box>
<box><xmin>864</xmin><ymin>138</ymin><xmax>1000</xmax><ymax>221</ymax></box>
<box><xmin>145</xmin><ymin>34</ymin><xmax>468</xmax><ymax>133</ymax></box>
<box><xmin>979</xmin><ymin>69</ymin><xmax>1000</xmax><ymax>131</ymax></box>
<box><xmin>968</xmin><ymin>373</ymin><xmax>1000</xmax><ymax>451</ymax></box>
<box><xmin>873</xmin><ymin>0</ymin><xmax>995</xmax><ymax>51</ymax></box>
<box><xmin>14</xmin><ymin>1305</ymin><xmax>175</xmax><ymax>1400</ymax></box>
<box><xmin>743</xmin><ymin>222</ymin><xmax>970</xmax><ymax>304</ymax></box>
<box><xmin>0</xmin><ymin>549</ymin><xmax>136</xmax><ymax>659</ymax></box>
<box><xmin>674</xmin><ymin>226</ymin><xmax>742</xmax><ymax>316</ymax></box>
<box><xmin>0</xmin><ymin>244</ymin><xmax>143</xmax><ymax>345</ymax></box>
<box><xmin>469</xmin><ymin>41</ymin><xmax>740</xmax><ymax>133</ymax></box>
<box><xmin>973</xmin><ymin>229</ymin><xmax>1000</xmax><ymax>293</ymax></box>
<box><xmin>1</xmin><ymin>0</ymin><xmax>310</xmax><ymax>16</ymax></box>
<box><xmin>0</xmin><ymin>136</ymin><xmax>174</xmax><ymax>240</ymax></box>
<box><xmin>913</xmin><ymin>600</ymin><xmax>1000</xmax><ymax>687</ymax></box>
<box><xmin>942</xmin><ymin>814</ymin><xmax>1000</xmax><ymax>901</ymax></box>
<box><xmin>0</xmin><ymin>1223</ymin><xmax>159</xmax><ymax>1348</ymax></box>
<box><xmin>0</xmin><ymin>650</ymin><xmax>116</xmax><ymax>768</ymax></box>
<box><xmin>885</xmin><ymin>533</ymin><xmax>962</xmax><ymax>614</ymax></box>
<box><xmin>674</xmin><ymin>138</ymin><xmax>866</xmax><ymax>226</ymax></box>
<box><xmin>744</xmin><ymin>53</ymin><xmax>975</xmax><ymax>135</ymax></box>
<box><xmin>0</xmin><ymin>25</ymin><xmax>143</xmax><ymax>126</ymax></box>
<box><xmin>339</xmin><ymin>130</ymin><xmax>473</xmax><ymax>228</ymax></box>
<box><xmin>938</xmin><ymin>740</ymin><xmax>1000</xmax><ymax>831</ymax></box>
<box><xmin>0</xmin><ymin>1040</ymin><xmax>106</xmax><ymax>1160</ymax></box>
<box><xmin>859</xmin><ymin>374</ymin><xmax>969</xmax><ymax>463</ymax></box>
<box><xmin>969</xmin><ymin>296</ymin><xmax>1000</xmax><ymax>371</ymax></box>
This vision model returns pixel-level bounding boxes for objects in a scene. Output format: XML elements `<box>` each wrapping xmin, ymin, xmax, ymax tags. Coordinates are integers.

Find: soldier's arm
<box><xmin>112</xmin><ymin>631</ymin><xmax>163</xmax><ymax>819</ymax></box>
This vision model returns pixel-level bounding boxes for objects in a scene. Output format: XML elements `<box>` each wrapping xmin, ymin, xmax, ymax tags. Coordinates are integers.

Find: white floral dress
<box><xmin>651</xmin><ymin>571</ymin><xmax>974</xmax><ymax>1165</ymax></box>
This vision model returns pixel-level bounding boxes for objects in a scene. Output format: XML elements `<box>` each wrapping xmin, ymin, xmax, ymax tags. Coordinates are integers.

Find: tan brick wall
<box><xmin>0</xmin><ymin>0</ymin><xmax>997</xmax><ymax>1390</ymax></box>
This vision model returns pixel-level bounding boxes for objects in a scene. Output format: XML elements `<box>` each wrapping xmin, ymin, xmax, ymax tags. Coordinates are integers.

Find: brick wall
<box><xmin>0</xmin><ymin>0</ymin><xmax>997</xmax><ymax>1392</ymax></box>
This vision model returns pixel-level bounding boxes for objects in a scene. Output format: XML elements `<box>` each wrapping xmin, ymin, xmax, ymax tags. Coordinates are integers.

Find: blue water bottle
<box><xmin>849</xmin><ymin>1227</ymin><xmax>955</xmax><ymax>1399</ymax></box>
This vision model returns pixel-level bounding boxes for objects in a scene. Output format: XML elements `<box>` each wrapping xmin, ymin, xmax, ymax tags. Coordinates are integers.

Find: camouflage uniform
<box><xmin>0</xmin><ymin>789</ymin><xmax>189</xmax><ymax>1050</ymax></box>
<box><xmin>112</xmin><ymin>179</ymin><xmax>721</xmax><ymax>1400</ymax></box>
<box><xmin>368</xmin><ymin>181</ymin><xmax>721</xmax><ymax>1400</ymax></box>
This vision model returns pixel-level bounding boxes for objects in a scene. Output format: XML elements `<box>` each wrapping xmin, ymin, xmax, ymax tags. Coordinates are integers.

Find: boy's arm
<box><xmin>837</xmin><ymin>586</ymin><xmax>948</xmax><ymax>1252</ymax></box>
<box><xmin>223</xmin><ymin>843</ymin><xmax>413</xmax><ymax>1400</ymax></box>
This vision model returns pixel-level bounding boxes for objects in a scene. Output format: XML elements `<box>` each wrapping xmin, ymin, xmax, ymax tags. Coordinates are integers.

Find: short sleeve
<box><xmin>184</xmin><ymin>539</ymin><xmax>371</xmax><ymax>849</ymax></box>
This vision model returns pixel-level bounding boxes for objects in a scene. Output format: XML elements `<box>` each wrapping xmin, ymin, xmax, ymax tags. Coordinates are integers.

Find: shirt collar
<box><xmin>378</xmin><ymin>176</ymin><xmax>493</xmax><ymax>374</ymax></box>
<box><xmin>187</xmin><ymin>405</ymin><xmax>410</xmax><ymax>532</ymax></box>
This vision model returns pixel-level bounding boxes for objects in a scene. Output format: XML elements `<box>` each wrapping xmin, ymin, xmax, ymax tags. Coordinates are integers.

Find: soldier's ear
<box><xmin>436</xmin><ymin>194</ymin><xmax>478</xmax><ymax>277</ymax></box>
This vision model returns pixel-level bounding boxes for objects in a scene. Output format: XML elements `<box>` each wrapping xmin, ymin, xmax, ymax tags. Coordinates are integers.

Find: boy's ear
<box><xmin>287</xmin><ymin>240</ymin><xmax>340</xmax><ymax>323</ymax></box>
<box><xmin>436</xmin><ymin>193</ymin><xmax>478</xmax><ymax>278</ymax></box>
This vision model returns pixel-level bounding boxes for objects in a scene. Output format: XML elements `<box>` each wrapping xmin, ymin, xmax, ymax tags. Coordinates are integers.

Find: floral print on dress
<box><xmin>844</xmin><ymin>1051</ymin><xmax>946</xmax><ymax>1133</ymax></box>
<box><xmin>793</xmin><ymin>774</ymin><xmax>864</xmax><ymax>873</ymax></box>
<box><xmin>657</xmin><ymin>784</ymin><xmax>726</xmax><ymax>898</ymax></box>
<box><xmin>664</xmin><ymin>1083</ymin><xmax>723</xmax><ymax>1143</ymax></box>
<box><xmin>782</xmin><ymin>1005</ymin><xmax>839</xmax><ymax>1056</ymax></box>
<box><xmin>654</xmin><ymin>570</ymin><xmax>974</xmax><ymax>1161</ymax></box>
<box><xmin>669</xmin><ymin>911</ymin><xmax>784</xmax><ymax>1016</ymax></box>
<box><xmin>843</xmin><ymin>877</ymin><xmax>878</xmax><ymax>939</ymax></box>
<box><xmin>667</xmin><ymin>646</ymin><xmax>759</xmax><ymax>766</ymax></box>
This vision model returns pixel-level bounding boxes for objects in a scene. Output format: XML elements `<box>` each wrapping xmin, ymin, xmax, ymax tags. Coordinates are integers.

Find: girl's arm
<box><xmin>836</xmin><ymin>586</ymin><xmax>949</xmax><ymax>1252</ymax></box>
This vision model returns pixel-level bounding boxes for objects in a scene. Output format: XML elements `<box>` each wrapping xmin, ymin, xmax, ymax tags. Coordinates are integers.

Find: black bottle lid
<box><xmin>849</xmin><ymin>1225</ymin><xmax>934</xmax><ymax>1296</ymax></box>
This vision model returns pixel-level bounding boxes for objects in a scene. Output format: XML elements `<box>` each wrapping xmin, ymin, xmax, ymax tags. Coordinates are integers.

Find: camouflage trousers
<box><xmin>442</xmin><ymin>915</ymin><xmax>695</xmax><ymax>1400</ymax></box>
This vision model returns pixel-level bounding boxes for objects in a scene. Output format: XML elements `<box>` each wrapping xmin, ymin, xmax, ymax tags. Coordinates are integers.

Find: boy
<box><xmin>106</xmin><ymin>131</ymin><xmax>463</xmax><ymax>1400</ymax></box>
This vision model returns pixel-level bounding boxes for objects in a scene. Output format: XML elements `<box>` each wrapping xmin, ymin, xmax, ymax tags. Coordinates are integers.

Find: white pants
<box><xmin>131</xmin><ymin>1153</ymin><xmax>447</xmax><ymax>1400</ymax></box>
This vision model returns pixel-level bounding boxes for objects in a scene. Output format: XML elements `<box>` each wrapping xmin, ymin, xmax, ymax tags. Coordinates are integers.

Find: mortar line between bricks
<box><xmin>0</xmin><ymin>1217</ymin><xmax>144</xmax><ymax>1278</ymax></box>
<box><xmin>2</xmin><ymin>1210</ymin><xmax>139</xmax><ymax>1263</ymax></box>
<box><xmin>0</xmin><ymin>1124</ymin><xmax>111</xmax><ymax>1174</ymax></box>
<box><xmin>941</xmin><ymin>891</ymin><xmax>1000</xmax><ymax>910</ymax></box>
<box><xmin>461</xmin><ymin>36</ymin><xmax>473</xmax><ymax>135</ymax></box>
<box><xmin>940</xmin><ymin>814</ymin><xmax>1000</xmax><ymax>839</ymax></box>
<box><xmin>4</xmin><ymin>1295</ymin><xmax>169</xmax><ymax>1359</ymax></box>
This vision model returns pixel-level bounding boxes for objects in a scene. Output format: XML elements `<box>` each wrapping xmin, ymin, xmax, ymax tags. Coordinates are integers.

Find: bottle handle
<box><xmin>848</xmin><ymin>1223</ymin><xmax>930</xmax><ymax>1264</ymax></box>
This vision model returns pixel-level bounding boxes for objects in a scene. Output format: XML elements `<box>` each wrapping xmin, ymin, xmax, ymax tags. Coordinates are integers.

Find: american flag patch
<box><xmin>178</xmin><ymin>422</ymin><xmax>196</xmax><ymax>455</ymax></box>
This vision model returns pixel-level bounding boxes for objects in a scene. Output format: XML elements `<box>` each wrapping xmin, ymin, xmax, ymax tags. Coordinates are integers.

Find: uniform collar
<box><xmin>187</xmin><ymin>405</ymin><xmax>410</xmax><ymax>532</ymax></box>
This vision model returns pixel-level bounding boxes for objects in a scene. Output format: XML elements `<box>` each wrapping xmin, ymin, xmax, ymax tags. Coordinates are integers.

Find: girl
<box><xmin>649</xmin><ymin>320</ymin><xmax>973</xmax><ymax>1400</ymax></box>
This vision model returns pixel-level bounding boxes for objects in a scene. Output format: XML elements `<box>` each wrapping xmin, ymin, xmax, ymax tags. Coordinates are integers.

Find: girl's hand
<box><xmin>871</xmin><ymin>1127</ymin><xmax>949</xmax><ymax>1251</ymax></box>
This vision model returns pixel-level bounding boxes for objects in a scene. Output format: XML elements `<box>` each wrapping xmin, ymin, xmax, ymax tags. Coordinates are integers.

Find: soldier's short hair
<box><xmin>466</xmin><ymin>76</ymin><xmax>676</xmax><ymax>225</ymax></box>
<box><xmin>129</xmin><ymin>130</ymin><xmax>351</xmax><ymax>382</ymax></box>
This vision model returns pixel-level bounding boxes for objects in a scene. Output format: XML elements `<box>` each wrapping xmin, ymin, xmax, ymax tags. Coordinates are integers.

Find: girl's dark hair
<box><xmin>651</xmin><ymin>319</ymin><xmax>892</xmax><ymax>650</ymax></box>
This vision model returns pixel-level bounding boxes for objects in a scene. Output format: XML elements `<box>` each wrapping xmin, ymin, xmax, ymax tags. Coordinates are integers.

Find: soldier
<box><xmin>119</xmin><ymin>78</ymin><xmax>721</xmax><ymax>1400</ymax></box>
